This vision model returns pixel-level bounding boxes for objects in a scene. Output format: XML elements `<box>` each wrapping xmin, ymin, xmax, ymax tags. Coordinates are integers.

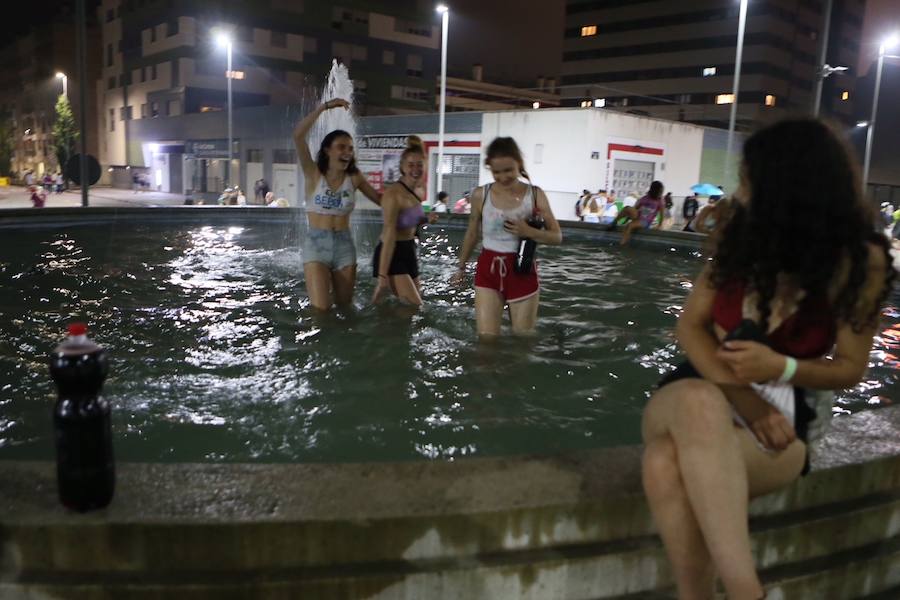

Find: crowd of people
<box><xmin>292</xmin><ymin>104</ymin><xmax>896</xmax><ymax>599</ymax></box>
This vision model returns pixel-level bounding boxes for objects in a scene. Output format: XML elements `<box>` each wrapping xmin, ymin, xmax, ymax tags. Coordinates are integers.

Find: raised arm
<box><xmin>293</xmin><ymin>99</ymin><xmax>349</xmax><ymax>180</ymax></box>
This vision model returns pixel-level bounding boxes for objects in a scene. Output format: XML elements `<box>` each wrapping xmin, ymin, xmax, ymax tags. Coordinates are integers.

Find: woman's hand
<box><xmin>372</xmin><ymin>275</ymin><xmax>391</xmax><ymax>304</ymax></box>
<box><xmin>450</xmin><ymin>267</ymin><xmax>467</xmax><ymax>287</ymax></box>
<box><xmin>324</xmin><ymin>98</ymin><xmax>350</xmax><ymax>111</ymax></box>
<box><xmin>427</xmin><ymin>212</ymin><xmax>440</xmax><ymax>224</ymax></box>
<box><xmin>716</xmin><ymin>340</ymin><xmax>786</xmax><ymax>383</ymax></box>
<box><xmin>750</xmin><ymin>406</ymin><xmax>797</xmax><ymax>451</ymax></box>
<box><xmin>503</xmin><ymin>218</ymin><xmax>532</xmax><ymax>237</ymax></box>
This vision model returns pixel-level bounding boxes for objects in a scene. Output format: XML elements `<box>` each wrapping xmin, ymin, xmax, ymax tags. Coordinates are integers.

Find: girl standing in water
<box><xmin>452</xmin><ymin>137</ymin><xmax>562</xmax><ymax>336</ymax></box>
<box><xmin>293</xmin><ymin>99</ymin><xmax>382</xmax><ymax>311</ymax></box>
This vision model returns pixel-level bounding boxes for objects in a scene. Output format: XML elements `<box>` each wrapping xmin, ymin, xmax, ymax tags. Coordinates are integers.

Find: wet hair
<box><xmin>485</xmin><ymin>137</ymin><xmax>530</xmax><ymax>181</ymax></box>
<box><xmin>710</xmin><ymin>118</ymin><xmax>896</xmax><ymax>332</ymax></box>
<box><xmin>316</xmin><ymin>129</ymin><xmax>358</xmax><ymax>176</ymax></box>
<box><xmin>399</xmin><ymin>137</ymin><xmax>425</xmax><ymax>176</ymax></box>
<box><xmin>648</xmin><ymin>181</ymin><xmax>664</xmax><ymax>199</ymax></box>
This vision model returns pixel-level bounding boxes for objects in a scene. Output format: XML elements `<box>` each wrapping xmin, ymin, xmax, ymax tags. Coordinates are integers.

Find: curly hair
<box><xmin>709</xmin><ymin>118</ymin><xmax>896</xmax><ymax>332</ymax></box>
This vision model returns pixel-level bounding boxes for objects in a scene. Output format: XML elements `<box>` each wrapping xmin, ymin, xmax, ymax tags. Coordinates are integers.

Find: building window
<box><xmin>167</xmin><ymin>19</ymin><xmax>179</xmax><ymax>36</ymax></box>
<box><xmin>715</xmin><ymin>93</ymin><xmax>735</xmax><ymax>104</ymax></box>
<box><xmin>141</xmin><ymin>103</ymin><xmax>147</xmax><ymax>118</ymax></box>
<box><xmin>391</xmin><ymin>85</ymin><xmax>429</xmax><ymax>102</ymax></box>
<box><xmin>581</xmin><ymin>25</ymin><xmax>597</xmax><ymax>37</ymax></box>
<box><xmin>351</xmin><ymin>45</ymin><xmax>367</xmax><ymax>61</ymax></box>
<box><xmin>764</xmin><ymin>94</ymin><xmax>776</xmax><ymax>106</ymax></box>
<box><xmin>107</xmin><ymin>76</ymin><xmax>116</xmax><ymax>90</ymax></box>
<box><xmin>151</xmin><ymin>64</ymin><xmax>157</xmax><ymax>80</ymax></box>
<box><xmin>841</xmin><ymin>90</ymin><xmax>850</xmax><ymax>101</ymax></box>
<box><xmin>395</xmin><ymin>18</ymin><xmax>430</xmax><ymax>37</ymax></box>
<box><xmin>271</xmin><ymin>31</ymin><xmax>287</xmax><ymax>48</ymax></box>
<box><xmin>580</xmin><ymin>100</ymin><xmax>591</xmax><ymax>108</ymax></box>
<box><xmin>406</xmin><ymin>54</ymin><xmax>423</xmax><ymax>77</ymax></box>
<box><xmin>227</xmin><ymin>70</ymin><xmax>245</xmax><ymax>80</ymax></box>
<box><xmin>594</xmin><ymin>98</ymin><xmax>605</xmax><ymax>108</ymax></box>
<box><xmin>151</xmin><ymin>101</ymin><xmax>159</xmax><ymax>117</ymax></box>
<box><xmin>168</xmin><ymin>100</ymin><xmax>180</xmax><ymax>116</ymax></box>
<box><xmin>120</xmin><ymin>106</ymin><xmax>132</xmax><ymax>121</ymax></box>
<box><xmin>109</xmin><ymin>108</ymin><xmax>115</xmax><ymax>132</ymax></box>
<box><xmin>702</xmin><ymin>66</ymin><xmax>717</xmax><ymax>77</ymax></box>
<box><xmin>273</xmin><ymin>149</ymin><xmax>297</xmax><ymax>163</ymax></box>
<box><xmin>106</xmin><ymin>43</ymin><xmax>113</xmax><ymax>66</ymax></box>
<box><xmin>247</xmin><ymin>149</ymin><xmax>263</xmax><ymax>162</ymax></box>
<box><xmin>383</xmin><ymin>50</ymin><xmax>395</xmax><ymax>65</ymax></box>
<box><xmin>677</xmin><ymin>94</ymin><xmax>692</xmax><ymax>104</ymax></box>
<box><xmin>150</xmin><ymin>26</ymin><xmax>157</xmax><ymax>43</ymax></box>
<box><xmin>172</xmin><ymin>59</ymin><xmax>179</xmax><ymax>86</ymax></box>
<box><xmin>141</xmin><ymin>67</ymin><xmax>147</xmax><ymax>83</ymax></box>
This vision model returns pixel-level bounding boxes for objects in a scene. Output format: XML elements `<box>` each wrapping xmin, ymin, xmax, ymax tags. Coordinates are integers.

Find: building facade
<box><xmin>0</xmin><ymin>21</ymin><xmax>101</xmax><ymax>180</ymax></box>
<box><xmin>97</xmin><ymin>0</ymin><xmax>442</xmax><ymax>175</ymax></box>
<box><xmin>561</xmin><ymin>0</ymin><xmax>865</xmax><ymax>129</ymax></box>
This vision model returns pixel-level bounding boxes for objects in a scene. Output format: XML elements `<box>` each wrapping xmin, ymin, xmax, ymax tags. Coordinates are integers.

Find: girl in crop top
<box><xmin>371</xmin><ymin>139</ymin><xmax>435</xmax><ymax>306</ymax></box>
<box><xmin>452</xmin><ymin>137</ymin><xmax>563</xmax><ymax>336</ymax></box>
<box><xmin>641</xmin><ymin>118</ymin><xmax>895</xmax><ymax>599</ymax></box>
<box><xmin>292</xmin><ymin>98</ymin><xmax>381</xmax><ymax>311</ymax></box>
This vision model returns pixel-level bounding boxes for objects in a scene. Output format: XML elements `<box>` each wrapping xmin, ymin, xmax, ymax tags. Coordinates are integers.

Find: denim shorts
<box><xmin>302</xmin><ymin>227</ymin><xmax>357</xmax><ymax>270</ymax></box>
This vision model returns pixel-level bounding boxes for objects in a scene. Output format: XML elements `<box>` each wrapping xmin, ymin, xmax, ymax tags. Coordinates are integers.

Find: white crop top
<box><xmin>481</xmin><ymin>183</ymin><xmax>535</xmax><ymax>253</ymax></box>
<box><xmin>307</xmin><ymin>173</ymin><xmax>357</xmax><ymax>216</ymax></box>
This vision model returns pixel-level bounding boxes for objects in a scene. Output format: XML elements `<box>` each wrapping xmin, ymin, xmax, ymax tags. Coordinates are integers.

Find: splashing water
<box><xmin>308</xmin><ymin>60</ymin><xmax>358</xmax><ymax>161</ymax></box>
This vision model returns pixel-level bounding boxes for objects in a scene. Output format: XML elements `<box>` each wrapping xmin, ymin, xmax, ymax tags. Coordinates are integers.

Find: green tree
<box><xmin>0</xmin><ymin>114</ymin><xmax>13</xmax><ymax>177</ymax></box>
<box><xmin>52</xmin><ymin>95</ymin><xmax>78</xmax><ymax>180</ymax></box>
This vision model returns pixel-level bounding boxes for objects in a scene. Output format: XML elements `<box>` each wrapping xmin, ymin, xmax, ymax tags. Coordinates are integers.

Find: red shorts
<box><xmin>474</xmin><ymin>249</ymin><xmax>539</xmax><ymax>302</ymax></box>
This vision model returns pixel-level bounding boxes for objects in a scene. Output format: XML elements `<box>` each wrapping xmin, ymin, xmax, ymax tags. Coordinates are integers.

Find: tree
<box><xmin>0</xmin><ymin>114</ymin><xmax>13</xmax><ymax>177</ymax></box>
<box><xmin>52</xmin><ymin>95</ymin><xmax>78</xmax><ymax>180</ymax></box>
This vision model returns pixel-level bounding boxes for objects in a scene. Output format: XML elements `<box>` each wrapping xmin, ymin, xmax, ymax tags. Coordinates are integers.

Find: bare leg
<box><xmin>304</xmin><ymin>262</ymin><xmax>333</xmax><ymax>311</ymax></box>
<box><xmin>508</xmin><ymin>292</ymin><xmax>539</xmax><ymax>335</ymax></box>
<box><xmin>642</xmin><ymin>379</ymin><xmax>804</xmax><ymax>599</ymax></box>
<box><xmin>642</xmin><ymin>435</ymin><xmax>716</xmax><ymax>599</ymax></box>
<box><xmin>620</xmin><ymin>220</ymin><xmax>643</xmax><ymax>246</ymax></box>
<box><xmin>475</xmin><ymin>287</ymin><xmax>504</xmax><ymax>337</ymax></box>
<box><xmin>390</xmin><ymin>274</ymin><xmax>423</xmax><ymax>306</ymax></box>
<box><xmin>331</xmin><ymin>264</ymin><xmax>357</xmax><ymax>307</ymax></box>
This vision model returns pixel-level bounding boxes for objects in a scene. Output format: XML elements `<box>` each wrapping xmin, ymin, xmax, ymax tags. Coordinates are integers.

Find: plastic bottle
<box><xmin>514</xmin><ymin>212</ymin><xmax>545</xmax><ymax>274</ymax></box>
<box><xmin>49</xmin><ymin>323</ymin><xmax>114</xmax><ymax>511</ymax></box>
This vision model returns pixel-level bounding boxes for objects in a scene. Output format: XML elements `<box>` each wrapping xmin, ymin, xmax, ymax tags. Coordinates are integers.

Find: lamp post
<box><xmin>724</xmin><ymin>0</ymin><xmax>749</xmax><ymax>188</ymax></box>
<box><xmin>436</xmin><ymin>4</ymin><xmax>449</xmax><ymax>198</ymax></box>
<box><xmin>862</xmin><ymin>34</ymin><xmax>898</xmax><ymax>195</ymax></box>
<box><xmin>55</xmin><ymin>72</ymin><xmax>67</xmax><ymax>97</ymax></box>
<box><xmin>215</xmin><ymin>30</ymin><xmax>233</xmax><ymax>187</ymax></box>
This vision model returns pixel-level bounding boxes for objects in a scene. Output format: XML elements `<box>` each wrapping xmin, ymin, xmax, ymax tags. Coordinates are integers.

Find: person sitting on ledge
<box><xmin>640</xmin><ymin>118</ymin><xmax>896</xmax><ymax>600</ymax></box>
<box><xmin>606</xmin><ymin>180</ymin><xmax>665</xmax><ymax>245</ymax></box>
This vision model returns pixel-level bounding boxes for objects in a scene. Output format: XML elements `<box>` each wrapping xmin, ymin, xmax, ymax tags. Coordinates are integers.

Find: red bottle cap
<box><xmin>68</xmin><ymin>323</ymin><xmax>88</xmax><ymax>336</ymax></box>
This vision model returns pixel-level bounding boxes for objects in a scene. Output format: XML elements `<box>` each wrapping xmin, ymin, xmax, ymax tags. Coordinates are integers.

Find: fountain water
<box><xmin>307</xmin><ymin>60</ymin><xmax>358</xmax><ymax>175</ymax></box>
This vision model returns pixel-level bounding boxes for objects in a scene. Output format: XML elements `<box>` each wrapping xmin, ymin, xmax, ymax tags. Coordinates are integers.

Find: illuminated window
<box><xmin>841</xmin><ymin>90</ymin><xmax>850</xmax><ymax>101</ymax></box>
<box><xmin>702</xmin><ymin>67</ymin><xmax>716</xmax><ymax>77</ymax></box>
<box><xmin>715</xmin><ymin>94</ymin><xmax>734</xmax><ymax>105</ymax></box>
<box><xmin>227</xmin><ymin>70</ymin><xmax>245</xmax><ymax>80</ymax></box>
<box><xmin>581</xmin><ymin>25</ymin><xmax>597</xmax><ymax>37</ymax></box>
<box><xmin>580</xmin><ymin>100</ymin><xmax>591</xmax><ymax>108</ymax></box>
<box><xmin>594</xmin><ymin>98</ymin><xmax>605</xmax><ymax>108</ymax></box>
<box><xmin>765</xmin><ymin>94</ymin><xmax>776</xmax><ymax>107</ymax></box>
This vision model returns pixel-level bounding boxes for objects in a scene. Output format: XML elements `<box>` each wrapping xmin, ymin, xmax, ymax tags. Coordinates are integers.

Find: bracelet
<box><xmin>778</xmin><ymin>356</ymin><xmax>798</xmax><ymax>383</ymax></box>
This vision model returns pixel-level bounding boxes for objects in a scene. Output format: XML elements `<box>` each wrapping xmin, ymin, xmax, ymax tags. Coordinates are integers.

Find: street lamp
<box><xmin>55</xmin><ymin>72</ymin><xmax>67</xmax><ymax>97</ymax></box>
<box><xmin>862</xmin><ymin>33</ymin><xmax>899</xmax><ymax>195</ymax></box>
<box><xmin>215</xmin><ymin>30</ymin><xmax>234</xmax><ymax>187</ymax></box>
<box><xmin>436</xmin><ymin>4</ymin><xmax>449</xmax><ymax>197</ymax></box>
<box><xmin>724</xmin><ymin>0</ymin><xmax>749</xmax><ymax>188</ymax></box>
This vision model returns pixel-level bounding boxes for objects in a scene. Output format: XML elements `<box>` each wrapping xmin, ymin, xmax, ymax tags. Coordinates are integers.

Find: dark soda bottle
<box><xmin>514</xmin><ymin>212</ymin><xmax>545</xmax><ymax>274</ymax></box>
<box><xmin>49</xmin><ymin>323</ymin><xmax>114</xmax><ymax>511</ymax></box>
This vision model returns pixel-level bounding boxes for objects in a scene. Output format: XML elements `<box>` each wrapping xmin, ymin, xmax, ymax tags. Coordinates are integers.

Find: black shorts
<box><xmin>659</xmin><ymin>360</ymin><xmax>814</xmax><ymax>475</ymax></box>
<box><xmin>372</xmin><ymin>239</ymin><xmax>419</xmax><ymax>279</ymax></box>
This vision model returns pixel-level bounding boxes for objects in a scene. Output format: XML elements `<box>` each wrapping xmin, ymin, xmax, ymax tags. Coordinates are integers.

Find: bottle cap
<box><xmin>68</xmin><ymin>323</ymin><xmax>88</xmax><ymax>336</ymax></box>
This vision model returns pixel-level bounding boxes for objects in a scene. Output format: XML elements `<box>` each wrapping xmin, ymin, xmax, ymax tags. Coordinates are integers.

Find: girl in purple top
<box><xmin>607</xmin><ymin>180</ymin><xmax>665</xmax><ymax>245</ymax></box>
<box><xmin>372</xmin><ymin>138</ymin><xmax>437</xmax><ymax>306</ymax></box>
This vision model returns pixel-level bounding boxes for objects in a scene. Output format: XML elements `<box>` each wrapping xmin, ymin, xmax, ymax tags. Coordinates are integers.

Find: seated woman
<box><xmin>641</xmin><ymin>118</ymin><xmax>895</xmax><ymax>599</ymax></box>
<box><xmin>607</xmin><ymin>181</ymin><xmax>665</xmax><ymax>245</ymax></box>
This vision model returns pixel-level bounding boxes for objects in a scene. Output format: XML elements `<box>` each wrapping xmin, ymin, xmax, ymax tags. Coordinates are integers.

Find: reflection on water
<box><xmin>0</xmin><ymin>223</ymin><xmax>897</xmax><ymax>463</ymax></box>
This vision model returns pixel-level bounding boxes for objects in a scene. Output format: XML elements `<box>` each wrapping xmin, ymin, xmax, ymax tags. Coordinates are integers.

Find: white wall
<box><xmin>480</xmin><ymin>108</ymin><xmax>705</xmax><ymax>221</ymax></box>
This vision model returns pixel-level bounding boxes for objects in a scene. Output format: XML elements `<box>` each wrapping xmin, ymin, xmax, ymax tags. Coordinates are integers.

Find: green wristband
<box><xmin>778</xmin><ymin>356</ymin><xmax>797</xmax><ymax>383</ymax></box>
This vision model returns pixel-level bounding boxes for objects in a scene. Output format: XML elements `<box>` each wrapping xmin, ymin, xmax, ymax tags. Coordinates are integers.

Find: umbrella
<box><xmin>691</xmin><ymin>183</ymin><xmax>724</xmax><ymax>196</ymax></box>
